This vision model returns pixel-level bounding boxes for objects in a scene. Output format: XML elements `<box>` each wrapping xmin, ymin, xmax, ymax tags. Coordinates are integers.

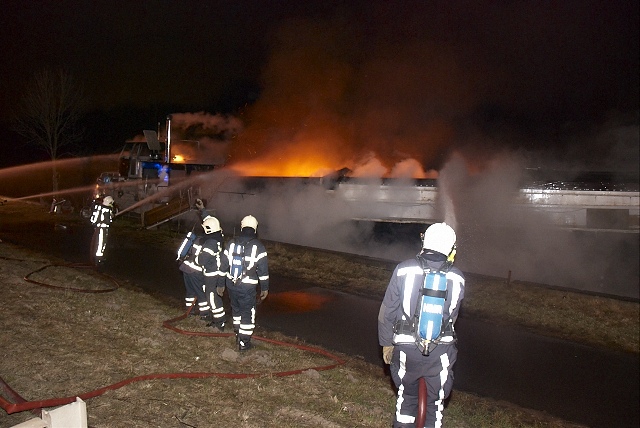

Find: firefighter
<box><xmin>176</xmin><ymin>199</ymin><xmax>216</xmax><ymax>319</ymax></box>
<box><xmin>223</xmin><ymin>215</ymin><xmax>269</xmax><ymax>351</ymax></box>
<box><xmin>199</xmin><ymin>215</ymin><xmax>229</xmax><ymax>331</ymax></box>
<box><xmin>378</xmin><ymin>222</ymin><xmax>465</xmax><ymax>428</ymax></box>
<box><xmin>89</xmin><ymin>196</ymin><xmax>115</xmax><ymax>266</ymax></box>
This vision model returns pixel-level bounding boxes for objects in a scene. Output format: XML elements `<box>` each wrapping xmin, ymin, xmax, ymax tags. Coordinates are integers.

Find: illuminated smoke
<box><xmin>170</xmin><ymin>112</ymin><xmax>243</xmax><ymax>140</ymax></box>
<box><xmin>224</xmin><ymin>17</ymin><xmax>471</xmax><ymax>178</ymax></box>
<box><xmin>390</xmin><ymin>159</ymin><xmax>438</xmax><ymax>180</ymax></box>
<box><xmin>107</xmin><ymin>12</ymin><xmax>640</xmax><ymax>297</ymax></box>
<box><xmin>168</xmin><ymin>112</ymin><xmax>243</xmax><ymax>166</ymax></box>
<box><xmin>127</xmin><ymin>112</ymin><xmax>244</xmax><ymax>167</ymax></box>
<box><xmin>194</xmin><ymin>11</ymin><xmax>637</xmax><ymax>295</ymax></box>
<box><xmin>436</xmin><ymin>151</ymin><xmax>639</xmax><ymax>298</ymax></box>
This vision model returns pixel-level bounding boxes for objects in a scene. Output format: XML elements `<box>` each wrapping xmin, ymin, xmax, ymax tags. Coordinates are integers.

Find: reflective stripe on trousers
<box><xmin>391</xmin><ymin>344</ymin><xmax>456</xmax><ymax>428</ymax></box>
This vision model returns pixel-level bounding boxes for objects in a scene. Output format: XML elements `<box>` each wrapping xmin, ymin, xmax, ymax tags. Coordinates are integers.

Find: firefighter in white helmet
<box><xmin>223</xmin><ymin>214</ymin><xmax>269</xmax><ymax>351</ymax></box>
<box><xmin>89</xmin><ymin>195</ymin><xmax>116</xmax><ymax>267</ymax></box>
<box><xmin>378</xmin><ymin>222</ymin><xmax>465</xmax><ymax>427</ymax></box>
<box><xmin>199</xmin><ymin>215</ymin><xmax>229</xmax><ymax>330</ymax></box>
<box><xmin>176</xmin><ymin>199</ymin><xmax>227</xmax><ymax>324</ymax></box>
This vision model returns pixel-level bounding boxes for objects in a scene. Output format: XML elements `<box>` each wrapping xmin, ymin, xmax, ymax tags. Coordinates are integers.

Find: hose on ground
<box><xmin>0</xmin><ymin>255</ymin><xmax>346</xmax><ymax>416</ymax></box>
<box><xmin>23</xmin><ymin>263</ymin><xmax>119</xmax><ymax>293</ymax></box>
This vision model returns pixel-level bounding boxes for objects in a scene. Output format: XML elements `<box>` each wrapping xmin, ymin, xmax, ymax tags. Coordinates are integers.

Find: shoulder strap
<box><xmin>411</xmin><ymin>260</ymin><xmax>451</xmax><ymax>341</ymax></box>
<box><xmin>416</xmin><ymin>255</ymin><xmax>452</xmax><ymax>274</ymax></box>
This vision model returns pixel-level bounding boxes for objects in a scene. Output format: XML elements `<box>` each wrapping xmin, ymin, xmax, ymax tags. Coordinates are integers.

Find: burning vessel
<box><xmin>95</xmin><ymin>115</ymin><xmax>639</xmax><ymax>234</ymax></box>
<box><xmin>91</xmin><ymin>115</ymin><xmax>638</xmax><ymax>298</ymax></box>
<box><xmin>95</xmin><ymin>114</ymin><xmax>228</xmax><ymax>227</ymax></box>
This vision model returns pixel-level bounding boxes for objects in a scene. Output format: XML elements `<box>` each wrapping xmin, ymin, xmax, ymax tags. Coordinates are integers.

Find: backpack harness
<box><xmin>229</xmin><ymin>238</ymin><xmax>255</xmax><ymax>285</ymax></box>
<box><xmin>393</xmin><ymin>258</ymin><xmax>455</xmax><ymax>356</ymax></box>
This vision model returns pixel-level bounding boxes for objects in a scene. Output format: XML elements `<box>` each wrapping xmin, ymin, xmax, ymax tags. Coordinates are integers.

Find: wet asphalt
<box><xmin>0</xmin><ymin>219</ymin><xmax>638</xmax><ymax>428</ymax></box>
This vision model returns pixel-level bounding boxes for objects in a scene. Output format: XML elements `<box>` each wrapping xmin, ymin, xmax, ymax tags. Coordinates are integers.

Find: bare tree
<box><xmin>14</xmin><ymin>69</ymin><xmax>84</xmax><ymax>193</ymax></box>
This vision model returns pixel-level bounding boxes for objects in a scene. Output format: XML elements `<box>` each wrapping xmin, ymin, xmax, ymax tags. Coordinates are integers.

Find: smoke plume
<box><xmin>190</xmin><ymin>9</ymin><xmax>639</xmax><ymax>298</ymax></box>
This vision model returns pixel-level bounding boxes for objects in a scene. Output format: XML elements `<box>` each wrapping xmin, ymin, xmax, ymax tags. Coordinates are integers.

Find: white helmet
<box><xmin>102</xmin><ymin>196</ymin><xmax>114</xmax><ymax>207</ymax></box>
<box><xmin>202</xmin><ymin>216</ymin><xmax>221</xmax><ymax>234</ymax></box>
<box><xmin>422</xmin><ymin>222</ymin><xmax>456</xmax><ymax>256</ymax></box>
<box><xmin>241</xmin><ymin>215</ymin><xmax>258</xmax><ymax>230</ymax></box>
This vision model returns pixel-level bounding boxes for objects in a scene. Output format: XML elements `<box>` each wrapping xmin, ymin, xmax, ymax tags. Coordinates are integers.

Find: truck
<box><xmin>95</xmin><ymin>115</ymin><xmax>224</xmax><ymax>228</ymax></box>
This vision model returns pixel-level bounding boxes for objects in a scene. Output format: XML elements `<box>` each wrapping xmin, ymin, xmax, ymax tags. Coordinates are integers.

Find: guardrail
<box><xmin>335</xmin><ymin>181</ymin><xmax>639</xmax><ymax>232</ymax></box>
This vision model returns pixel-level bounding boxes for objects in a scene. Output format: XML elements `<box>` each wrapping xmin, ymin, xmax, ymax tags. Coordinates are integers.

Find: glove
<box><xmin>216</xmin><ymin>286</ymin><xmax>225</xmax><ymax>297</ymax></box>
<box><xmin>195</xmin><ymin>199</ymin><xmax>204</xmax><ymax>210</ymax></box>
<box><xmin>382</xmin><ymin>346</ymin><xmax>394</xmax><ymax>364</ymax></box>
<box><xmin>260</xmin><ymin>290</ymin><xmax>269</xmax><ymax>301</ymax></box>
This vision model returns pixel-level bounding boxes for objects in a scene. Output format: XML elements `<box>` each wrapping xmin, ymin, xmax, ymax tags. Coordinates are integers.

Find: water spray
<box><xmin>0</xmin><ymin>154</ymin><xmax>119</xmax><ymax>180</ymax></box>
<box><xmin>115</xmin><ymin>168</ymin><xmax>234</xmax><ymax>217</ymax></box>
<box><xmin>436</xmin><ymin>165</ymin><xmax>458</xmax><ymax>232</ymax></box>
<box><xmin>10</xmin><ymin>185</ymin><xmax>98</xmax><ymax>202</ymax></box>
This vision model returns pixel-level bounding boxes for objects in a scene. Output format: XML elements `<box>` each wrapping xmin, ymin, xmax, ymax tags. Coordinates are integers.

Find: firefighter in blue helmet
<box><xmin>378</xmin><ymin>222</ymin><xmax>465</xmax><ymax>428</ymax></box>
<box><xmin>222</xmin><ymin>215</ymin><xmax>269</xmax><ymax>351</ymax></box>
<box><xmin>89</xmin><ymin>195</ymin><xmax>115</xmax><ymax>266</ymax></box>
<box><xmin>176</xmin><ymin>199</ymin><xmax>226</xmax><ymax>322</ymax></box>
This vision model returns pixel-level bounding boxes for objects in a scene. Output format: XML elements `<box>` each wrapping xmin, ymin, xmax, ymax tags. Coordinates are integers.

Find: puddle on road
<box><xmin>261</xmin><ymin>290</ymin><xmax>335</xmax><ymax>313</ymax></box>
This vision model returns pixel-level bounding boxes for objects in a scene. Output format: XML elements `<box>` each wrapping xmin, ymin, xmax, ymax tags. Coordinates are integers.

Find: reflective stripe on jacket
<box><xmin>378</xmin><ymin>256</ymin><xmax>464</xmax><ymax>347</ymax></box>
<box><xmin>90</xmin><ymin>205</ymin><xmax>113</xmax><ymax>228</ymax></box>
<box><xmin>224</xmin><ymin>238</ymin><xmax>269</xmax><ymax>290</ymax></box>
<box><xmin>180</xmin><ymin>241</ymin><xmax>203</xmax><ymax>274</ymax></box>
<box><xmin>199</xmin><ymin>238</ymin><xmax>228</xmax><ymax>287</ymax></box>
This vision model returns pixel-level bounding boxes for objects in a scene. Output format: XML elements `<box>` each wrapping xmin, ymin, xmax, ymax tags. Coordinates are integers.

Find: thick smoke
<box><xmin>226</xmin><ymin>8</ymin><xmax>638</xmax><ymax>178</ymax></box>
<box><xmin>226</xmin><ymin>18</ymin><xmax>472</xmax><ymax>176</ymax></box>
<box><xmin>197</xmin><ymin>151</ymin><xmax>638</xmax><ymax>299</ymax></box>
<box><xmin>196</xmin><ymin>9</ymin><xmax>638</xmax><ymax>298</ymax></box>
<box><xmin>129</xmin><ymin>112</ymin><xmax>243</xmax><ymax>166</ymax></box>
<box><xmin>170</xmin><ymin>112</ymin><xmax>243</xmax><ymax>141</ymax></box>
<box><xmin>169</xmin><ymin>112</ymin><xmax>243</xmax><ymax>166</ymax></box>
<box><xmin>438</xmin><ymin>151</ymin><xmax>639</xmax><ymax>298</ymax></box>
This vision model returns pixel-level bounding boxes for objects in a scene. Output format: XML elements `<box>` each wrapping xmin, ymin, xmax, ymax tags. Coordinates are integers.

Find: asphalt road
<box><xmin>1</xmin><ymin>219</ymin><xmax>638</xmax><ymax>428</ymax></box>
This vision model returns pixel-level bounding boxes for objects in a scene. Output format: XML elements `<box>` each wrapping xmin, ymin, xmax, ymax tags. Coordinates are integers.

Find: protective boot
<box><xmin>238</xmin><ymin>338</ymin><xmax>252</xmax><ymax>352</ymax></box>
<box><xmin>207</xmin><ymin>320</ymin><xmax>225</xmax><ymax>332</ymax></box>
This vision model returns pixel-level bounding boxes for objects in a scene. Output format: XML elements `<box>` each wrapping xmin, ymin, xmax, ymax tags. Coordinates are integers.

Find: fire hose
<box><xmin>0</xmin><ymin>257</ymin><xmax>346</xmax><ymax>416</ymax></box>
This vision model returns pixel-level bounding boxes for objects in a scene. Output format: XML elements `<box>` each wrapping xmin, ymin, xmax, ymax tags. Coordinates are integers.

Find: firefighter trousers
<box><xmin>182</xmin><ymin>272</ymin><xmax>209</xmax><ymax>316</ymax></box>
<box><xmin>205</xmin><ymin>283</ymin><xmax>226</xmax><ymax>326</ymax></box>
<box><xmin>90</xmin><ymin>226</ymin><xmax>109</xmax><ymax>266</ymax></box>
<box><xmin>390</xmin><ymin>343</ymin><xmax>457</xmax><ymax>428</ymax></box>
<box><xmin>227</xmin><ymin>283</ymin><xmax>257</xmax><ymax>342</ymax></box>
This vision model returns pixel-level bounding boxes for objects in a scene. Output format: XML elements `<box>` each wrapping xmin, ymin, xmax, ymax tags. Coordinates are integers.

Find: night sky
<box><xmin>1</xmin><ymin>0</ymin><xmax>638</xmax><ymax>173</ymax></box>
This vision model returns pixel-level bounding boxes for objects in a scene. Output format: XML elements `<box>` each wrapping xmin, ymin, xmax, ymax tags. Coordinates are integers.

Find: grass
<box><xmin>112</xmin><ymin>213</ymin><xmax>639</xmax><ymax>354</ymax></box>
<box><xmin>1</xmin><ymin>199</ymin><xmax>637</xmax><ymax>427</ymax></box>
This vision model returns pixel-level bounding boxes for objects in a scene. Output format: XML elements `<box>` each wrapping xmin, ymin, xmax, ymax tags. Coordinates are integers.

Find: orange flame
<box><xmin>228</xmin><ymin>138</ymin><xmax>347</xmax><ymax>177</ymax></box>
<box><xmin>227</xmin><ymin>138</ymin><xmax>439</xmax><ymax>179</ymax></box>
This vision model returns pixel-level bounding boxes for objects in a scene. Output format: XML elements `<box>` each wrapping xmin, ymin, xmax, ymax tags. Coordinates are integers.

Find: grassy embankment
<box><xmin>113</xmin><ymin>208</ymin><xmax>639</xmax><ymax>354</ymax></box>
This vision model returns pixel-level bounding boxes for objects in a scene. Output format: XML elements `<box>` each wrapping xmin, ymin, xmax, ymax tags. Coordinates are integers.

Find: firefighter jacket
<box><xmin>199</xmin><ymin>232</ymin><xmax>228</xmax><ymax>288</ymax></box>
<box><xmin>378</xmin><ymin>252</ymin><xmax>465</xmax><ymax>348</ymax></box>
<box><xmin>224</xmin><ymin>230</ymin><xmax>269</xmax><ymax>290</ymax></box>
<box><xmin>176</xmin><ymin>209</ymin><xmax>220</xmax><ymax>275</ymax></box>
<box><xmin>178</xmin><ymin>234</ymin><xmax>205</xmax><ymax>275</ymax></box>
<box><xmin>90</xmin><ymin>203</ymin><xmax>113</xmax><ymax>228</ymax></box>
